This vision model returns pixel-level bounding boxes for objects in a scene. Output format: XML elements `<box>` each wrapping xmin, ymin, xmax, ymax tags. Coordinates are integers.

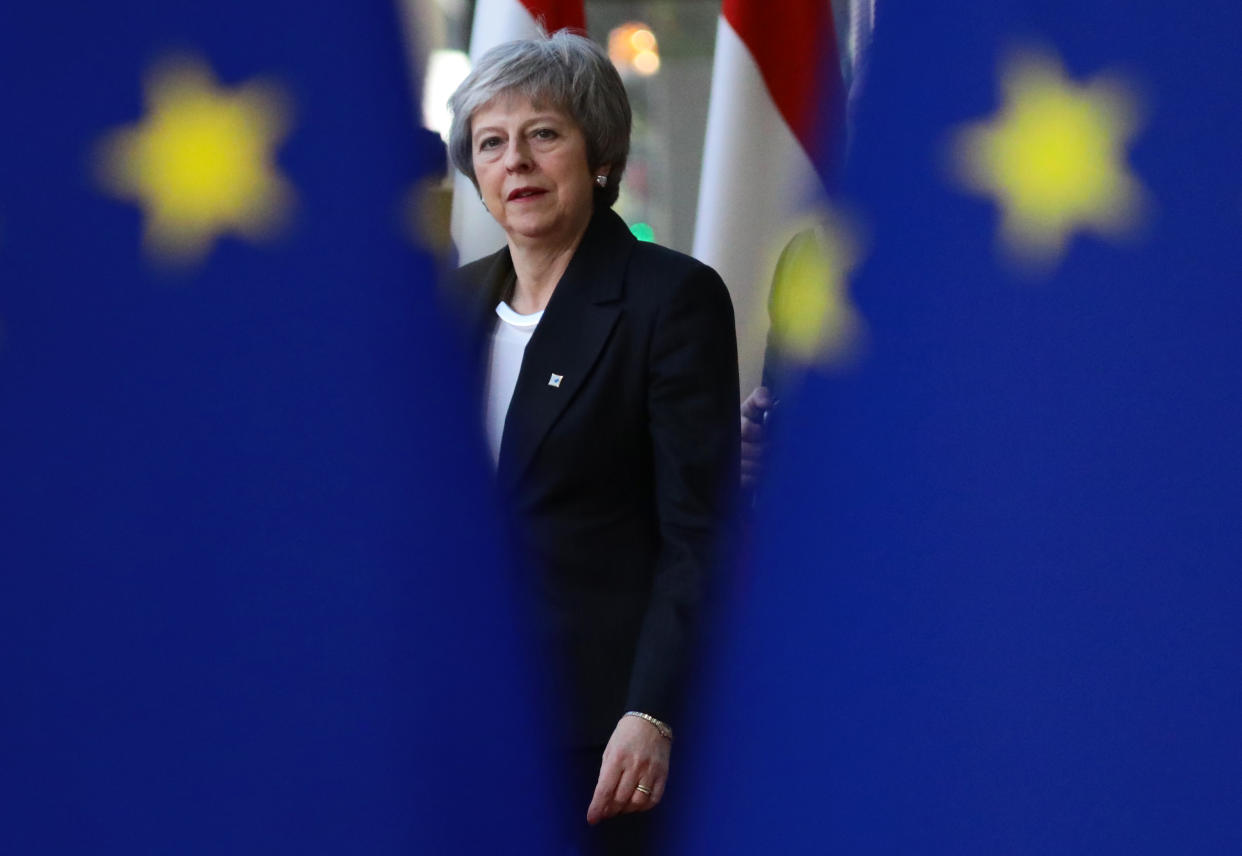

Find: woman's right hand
<box><xmin>586</xmin><ymin>714</ymin><xmax>671</xmax><ymax>824</ymax></box>
<box><xmin>740</xmin><ymin>385</ymin><xmax>774</xmax><ymax>489</ymax></box>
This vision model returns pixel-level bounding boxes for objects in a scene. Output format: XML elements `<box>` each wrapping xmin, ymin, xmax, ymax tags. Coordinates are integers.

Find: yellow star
<box><xmin>766</xmin><ymin>212</ymin><xmax>865</xmax><ymax>367</ymax></box>
<box><xmin>950</xmin><ymin>49</ymin><xmax>1147</xmax><ymax>267</ymax></box>
<box><xmin>96</xmin><ymin>56</ymin><xmax>294</xmax><ymax>265</ymax></box>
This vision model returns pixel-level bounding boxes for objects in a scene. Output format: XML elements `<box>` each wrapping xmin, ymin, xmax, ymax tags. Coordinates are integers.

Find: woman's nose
<box><xmin>503</xmin><ymin>139</ymin><xmax>532</xmax><ymax>172</ymax></box>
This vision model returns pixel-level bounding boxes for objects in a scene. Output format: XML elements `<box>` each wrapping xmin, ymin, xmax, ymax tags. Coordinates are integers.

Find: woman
<box><xmin>447</xmin><ymin>31</ymin><xmax>739</xmax><ymax>852</ymax></box>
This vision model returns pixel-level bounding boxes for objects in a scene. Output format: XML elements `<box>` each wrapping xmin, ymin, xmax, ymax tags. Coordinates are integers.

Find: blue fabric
<box><xmin>674</xmin><ymin>2</ymin><xmax>1242</xmax><ymax>852</ymax></box>
<box><xmin>0</xmin><ymin>3</ymin><xmax>558</xmax><ymax>852</ymax></box>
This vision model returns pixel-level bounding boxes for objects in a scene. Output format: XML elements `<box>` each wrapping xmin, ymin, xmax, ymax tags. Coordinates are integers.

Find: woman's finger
<box><xmin>648</xmin><ymin>770</ymin><xmax>668</xmax><ymax>806</ymax></box>
<box><xmin>740</xmin><ymin>386</ymin><xmax>772</xmax><ymax>423</ymax></box>
<box><xmin>587</xmin><ymin>754</ymin><xmax>622</xmax><ymax>825</ymax></box>
<box><xmin>612</xmin><ymin>760</ymin><xmax>645</xmax><ymax>815</ymax></box>
<box><xmin>625</xmin><ymin>776</ymin><xmax>655</xmax><ymax>813</ymax></box>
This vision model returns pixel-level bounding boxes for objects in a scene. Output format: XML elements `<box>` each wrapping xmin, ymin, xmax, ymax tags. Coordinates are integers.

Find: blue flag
<box><xmin>1</xmin><ymin>3</ymin><xmax>558</xmax><ymax>852</ymax></box>
<box><xmin>674</xmin><ymin>1</ymin><xmax>1242</xmax><ymax>852</ymax></box>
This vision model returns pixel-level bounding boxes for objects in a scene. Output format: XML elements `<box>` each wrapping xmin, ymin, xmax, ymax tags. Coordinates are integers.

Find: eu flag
<box><xmin>674</xmin><ymin>1</ymin><xmax>1242</xmax><ymax>852</ymax></box>
<box><xmin>1</xmin><ymin>2</ymin><xmax>558</xmax><ymax>852</ymax></box>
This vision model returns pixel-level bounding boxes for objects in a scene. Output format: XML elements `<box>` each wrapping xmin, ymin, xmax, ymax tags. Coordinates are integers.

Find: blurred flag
<box><xmin>693</xmin><ymin>0</ymin><xmax>845</xmax><ymax>395</ymax></box>
<box><xmin>837</xmin><ymin>0</ymin><xmax>876</xmax><ymax>105</ymax></box>
<box><xmin>673</xmin><ymin>0</ymin><xmax>1242</xmax><ymax>853</ymax></box>
<box><xmin>0</xmin><ymin>2</ymin><xmax>559</xmax><ymax>853</ymax></box>
<box><xmin>449</xmin><ymin>0</ymin><xmax>585</xmax><ymax>264</ymax></box>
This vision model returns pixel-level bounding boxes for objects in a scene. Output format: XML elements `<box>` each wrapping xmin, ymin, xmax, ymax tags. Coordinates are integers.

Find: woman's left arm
<box><xmin>587</xmin><ymin>262</ymin><xmax>740</xmax><ymax>823</ymax></box>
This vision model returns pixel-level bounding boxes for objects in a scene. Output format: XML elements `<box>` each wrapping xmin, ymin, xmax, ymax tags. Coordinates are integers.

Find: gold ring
<box><xmin>635</xmin><ymin>784</ymin><xmax>653</xmax><ymax>795</ymax></box>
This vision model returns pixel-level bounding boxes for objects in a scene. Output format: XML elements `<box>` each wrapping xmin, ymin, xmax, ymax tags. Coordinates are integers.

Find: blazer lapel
<box><xmin>469</xmin><ymin>250</ymin><xmax>515</xmax><ymax>344</ymax></box>
<box><xmin>496</xmin><ymin>209</ymin><xmax>634</xmax><ymax>492</ymax></box>
<box><xmin>461</xmin><ymin>246</ymin><xmax>516</xmax><ymax>387</ymax></box>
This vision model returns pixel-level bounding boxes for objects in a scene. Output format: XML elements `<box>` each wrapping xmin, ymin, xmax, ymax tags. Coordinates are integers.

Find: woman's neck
<box><xmin>506</xmin><ymin>220</ymin><xmax>591</xmax><ymax>315</ymax></box>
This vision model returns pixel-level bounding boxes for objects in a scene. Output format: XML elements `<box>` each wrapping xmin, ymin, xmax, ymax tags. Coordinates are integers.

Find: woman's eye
<box><xmin>478</xmin><ymin>137</ymin><xmax>501</xmax><ymax>151</ymax></box>
<box><xmin>533</xmin><ymin>128</ymin><xmax>557</xmax><ymax>140</ymax></box>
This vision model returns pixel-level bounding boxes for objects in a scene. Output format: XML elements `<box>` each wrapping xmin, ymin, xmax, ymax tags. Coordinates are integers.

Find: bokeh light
<box><xmin>608</xmin><ymin>22</ymin><xmax>661</xmax><ymax>78</ymax></box>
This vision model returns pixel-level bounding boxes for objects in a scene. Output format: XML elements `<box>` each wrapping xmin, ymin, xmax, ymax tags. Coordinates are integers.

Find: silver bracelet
<box><xmin>624</xmin><ymin>710</ymin><xmax>674</xmax><ymax>742</ymax></box>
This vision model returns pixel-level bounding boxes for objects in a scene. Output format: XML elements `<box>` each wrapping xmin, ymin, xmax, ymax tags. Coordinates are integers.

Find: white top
<box><xmin>484</xmin><ymin>301</ymin><xmax>544</xmax><ymax>465</ymax></box>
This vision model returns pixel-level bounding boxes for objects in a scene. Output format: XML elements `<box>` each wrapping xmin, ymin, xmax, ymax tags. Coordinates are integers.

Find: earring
<box><xmin>595</xmin><ymin>175</ymin><xmax>608</xmax><ymax>188</ymax></box>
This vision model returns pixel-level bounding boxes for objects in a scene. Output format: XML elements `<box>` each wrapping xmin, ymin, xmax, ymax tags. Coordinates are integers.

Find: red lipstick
<box><xmin>507</xmin><ymin>187</ymin><xmax>546</xmax><ymax>201</ymax></box>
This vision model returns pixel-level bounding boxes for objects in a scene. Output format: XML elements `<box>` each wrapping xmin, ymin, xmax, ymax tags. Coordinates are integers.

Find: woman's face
<box><xmin>471</xmin><ymin>93</ymin><xmax>601</xmax><ymax>250</ymax></box>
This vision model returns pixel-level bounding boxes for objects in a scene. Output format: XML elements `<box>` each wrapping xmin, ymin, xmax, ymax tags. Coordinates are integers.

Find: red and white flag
<box><xmin>451</xmin><ymin>0</ymin><xmax>586</xmax><ymax>264</ymax></box>
<box><xmin>693</xmin><ymin>0</ymin><xmax>844</xmax><ymax>393</ymax></box>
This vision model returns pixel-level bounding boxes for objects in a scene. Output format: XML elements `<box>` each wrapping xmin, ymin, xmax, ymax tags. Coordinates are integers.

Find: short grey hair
<box><xmin>447</xmin><ymin>30</ymin><xmax>632</xmax><ymax>207</ymax></box>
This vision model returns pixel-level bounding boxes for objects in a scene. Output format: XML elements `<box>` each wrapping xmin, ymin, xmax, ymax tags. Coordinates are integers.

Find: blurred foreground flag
<box><xmin>0</xmin><ymin>2</ymin><xmax>558</xmax><ymax>853</ymax></box>
<box><xmin>673</xmin><ymin>1</ymin><xmax>1242</xmax><ymax>853</ymax></box>
<box><xmin>693</xmin><ymin>0</ymin><xmax>844</xmax><ymax>394</ymax></box>
<box><xmin>449</xmin><ymin>0</ymin><xmax>585</xmax><ymax>264</ymax></box>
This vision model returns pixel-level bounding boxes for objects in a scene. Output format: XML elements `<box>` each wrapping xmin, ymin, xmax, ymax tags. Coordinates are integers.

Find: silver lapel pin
<box><xmin>548</xmin><ymin>373</ymin><xmax>564</xmax><ymax>388</ymax></box>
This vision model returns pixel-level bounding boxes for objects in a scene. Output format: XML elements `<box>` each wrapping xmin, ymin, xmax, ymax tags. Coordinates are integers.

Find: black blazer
<box><xmin>454</xmin><ymin>207</ymin><xmax>740</xmax><ymax>746</ymax></box>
